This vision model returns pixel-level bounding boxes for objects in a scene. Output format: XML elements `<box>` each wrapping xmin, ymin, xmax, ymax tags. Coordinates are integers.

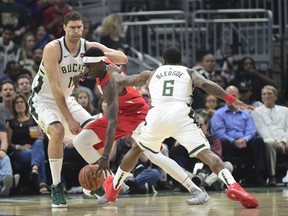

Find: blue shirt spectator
<box><xmin>210</xmin><ymin>105</ymin><xmax>256</xmax><ymax>143</ymax></box>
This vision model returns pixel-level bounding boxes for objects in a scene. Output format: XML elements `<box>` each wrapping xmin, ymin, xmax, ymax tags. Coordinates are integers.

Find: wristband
<box><xmin>224</xmin><ymin>94</ymin><xmax>236</xmax><ymax>104</ymax></box>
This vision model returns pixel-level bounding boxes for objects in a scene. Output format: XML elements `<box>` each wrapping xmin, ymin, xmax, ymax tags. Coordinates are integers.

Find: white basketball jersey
<box><xmin>149</xmin><ymin>65</ymin><xmax>192</xmax><ymax>107</ymax></box>
<box><xmin>30</xmin><ymin>37</ymin><xmax>86</xmax><ymax>101</ymax></box>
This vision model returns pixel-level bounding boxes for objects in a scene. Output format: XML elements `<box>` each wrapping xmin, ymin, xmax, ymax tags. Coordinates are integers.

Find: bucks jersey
<box><xmin>149</xmin><ymin>65</ymin><xmax>193</xmax><ymax>107</ymax></box>
<box><xmin>30</xmin><ymin>37</ymin><xmax>86</xmax><ymax>101</ymax></box>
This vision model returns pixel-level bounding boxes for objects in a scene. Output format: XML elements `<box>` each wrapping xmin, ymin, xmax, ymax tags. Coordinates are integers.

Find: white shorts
<box><xmin>132</xmin><ymin>103</ymin><xmax>210</xmax><ymax>157</ymax></box>
<box><xmin>29</xmin><ymin>96</ymin><xmax>93</xmax><ymax>139</ymax></box>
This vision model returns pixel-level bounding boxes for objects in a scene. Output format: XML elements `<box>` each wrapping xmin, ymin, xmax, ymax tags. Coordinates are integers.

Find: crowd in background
<box><xmin>0</xmin><ymin>0</ymin><xmax>288</xmax><ymax>197</ymax></box>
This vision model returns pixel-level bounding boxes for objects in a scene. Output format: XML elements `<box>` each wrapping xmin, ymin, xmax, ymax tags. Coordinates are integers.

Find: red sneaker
<box><xmin>103</xmin><ymin>176</ymin><xmax>121</xmax><ymax>202</ymax></box>
<box><xmin>226</xmin><ymin>182</ymin><xmax>259</xmax><ymax>208</ymax></box>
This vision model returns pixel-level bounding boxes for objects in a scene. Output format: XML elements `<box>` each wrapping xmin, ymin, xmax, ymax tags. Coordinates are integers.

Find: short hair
<box><xmin>64</xmin><ymin>11</ymin><xmax>83</xmax><ymax>26</ymax></box>
<box><xmin>2</xmin><ymin>25</ymin><xmax>15</xmax><ymax>32</ymax></box>
<box><xmin>163</xmin><ymin>47</ymin><xmax>182</xmax><ymax>64</ymax></box>
<box><xmin>262</xmin><ymin>85</ymin><xmax>278</xmax><ymax>95</ymax></box>
<box><xmin>16</xmin><ymin>74</ymin><xmax>32</xmax><ymax>84</ymax></box>
<box><xmin>0</xmin><ymin>80</ymin><xmax>16</xmax><ymax>91</ymax></box>
<box><xmin>84</xmin><ymin>47</ymin><xmax>104</xmax><ymax>57</ymax></box>
<box><xmin>196</xmin><ymin>49</ymin><xmax>212</xmax><ymax>63</ymax></box>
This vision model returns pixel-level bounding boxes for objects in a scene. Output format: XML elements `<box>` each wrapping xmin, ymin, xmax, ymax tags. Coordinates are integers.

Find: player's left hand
<box><xmin>232</xmin><ymin>99</ymin><xmax>255</xmax><ymax>111</ymax></box>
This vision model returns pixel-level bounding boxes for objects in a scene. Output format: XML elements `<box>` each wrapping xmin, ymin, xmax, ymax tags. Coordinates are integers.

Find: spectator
<box><xmin>42</xmin><ymin>0</ymin><xmax>72</xmax><ymax>38</ymax></box>
<box><xmin>210</xmin><ymin>85</ymin><xmax>267</xmax><ymax>186</ymax></box>
<box><xmin>196</xmin><ymin>94</ymin><xmax>218</xmax><ymax>121</ymax></box>
<box><xmin>220</xmin><ymin>55</ymin><xmax>237</xmax><ymax>83</ymax></box>
<box><xmin>0</xmin><ymin>0</ymin><xmax>29</xmax><ymax>43</ymax></box>
<box><xmin>19</xmin><ymin>32</ymin><xmax>36</xmax><ymax>69</ymax></box>
<box><xmin>75</xmin><ymin>89</ymin><xmax>97</xmax><ymax>116</ymax></box>
<box><xmin>192</xmin><ymin>50</ymin><xmax>216</xmax><ymax>109</ymax></box>
<box><xmin>98</xmin><ymin>13</ymin><xmax>126</xmax><ymax>53</ymax></box>
<box><xmin>0</xmin><ymin>80</ymin><xmax>16</xmax><ymax>118</ymax></box>
<box><xmin>251</xmin><ymin>85</ymin><xmax>288</xmax><ymax>186</ymax></box>
<box><xmin>7</xmin><ymin>94</ymin><xmax>48</xmax><ymax>194</ymax></box>
<box><xmin>93</xmin><ymin>96</ymin><xmax>107</xmax><ymax>119</ymax></box>
<box><xmin>23</xmin><ymin>47</ymin><xmax>43</xmax><ymax>78</ymax></box>
<box><xmin>0</xmin><ymin>25</ymin><xmax>21</xmax><ymax>75</ymax></box>
<box><xmin>0</xmin><ymin>127</ymin><xmax>20</xmax><ymax>196</ymax></box>
<box><xmin>0</xmin><ymin>60</ymin><xmax>21</xmax><ymax>84</ymax></box>
<box><xmin>16</xmin><ymin>74</ymin><xmax>32</xmax><ymax>99</ymax></box>
<box><xmin>238</xmin><ymin>81</ymin><xmax>263</xmax><ymax>108</ymax></box>
<box><xmin>229</xmin><ymin>56</ymin><xmax>277</xmax><ymax>101</ymax></box>
<box><xmin>35</xmin><ymin>25</ymin><xmax>55</xmax><ymax>49</ymax></box>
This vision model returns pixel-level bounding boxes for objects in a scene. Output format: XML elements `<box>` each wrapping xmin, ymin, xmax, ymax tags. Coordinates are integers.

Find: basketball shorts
<box><xmin>29</xmin><ymin>96</ymin><xmax>93</xmax><ymax>139</ymax></box>
<box><xmin>132</xmin><ymin>103</ymin><xmax>210</xmax><ymax>157</ymax></box>
<box><xmin>86</xmin><ymin>114</ymin><xmax>146</xmax><ymax>150</ymax></box>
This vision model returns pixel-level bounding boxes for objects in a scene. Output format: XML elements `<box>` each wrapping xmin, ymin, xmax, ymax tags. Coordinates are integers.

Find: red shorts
<box><xmin>85</xmin><ymin>114</ymin><xmax>146</xmax><ymax>150</ymax></box>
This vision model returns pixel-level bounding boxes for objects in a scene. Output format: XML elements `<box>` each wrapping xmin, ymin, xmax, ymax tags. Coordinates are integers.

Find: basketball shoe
<box><xmin>186</xmin><ymin>187</ymin><xmax>210</xmax><ymax>205</ymax></box>
<box><xmin>50</xmin><ymin>183</ymin><xmax>67</xmax><ymax>208</ymax></box>
<box><xmin>102</xmin><ymin>176</ymin><xmax>121</xmax><ymax>202</ymax></box>
<box><xmin>226</xmin><ymin>182</ymin><xmax>259</xmax><ymax>208</ymax></box>
<box><xmin>96</xmin><ymin>182</ymin><xmax>130</xmax><ymax>204</ymax></box>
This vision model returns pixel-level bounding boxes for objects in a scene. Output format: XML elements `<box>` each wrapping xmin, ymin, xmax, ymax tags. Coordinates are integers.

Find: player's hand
<box><xmin>96</xmin><ymin>157</ymin><xmax>110</xmax><ymax>178</ymax></box>
<box><xmin>232</xmin><ymin>99</ymin><xmax>255</xmax><ymax>111</ymax></box>
<box><xmin>66</xmin><ymin>118</ymin><xmax>81</xmax><ymax>135</ymax></box>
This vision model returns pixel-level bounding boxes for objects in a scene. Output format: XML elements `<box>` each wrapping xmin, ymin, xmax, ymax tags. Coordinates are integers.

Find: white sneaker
<box><xmin>1</xmin><ymin>174</ymin><xmax>13</xmax><ymax>196</ymax></box>
<box><xmin>186</xmin><ymin>187</ymin><xmax>210</xmax><ymax>205</ymax></box>
<box><xmin>282</xmin><ymin>170</ymin><xmax>288</xmax><ymax>183</ymax></box>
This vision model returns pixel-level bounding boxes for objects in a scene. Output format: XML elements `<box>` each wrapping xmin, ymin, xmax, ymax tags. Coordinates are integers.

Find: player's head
<box><xmin>162</xmin><ymin>47</ymin><xmax>182</xmax><ymax>65</ymax></box>
<box><xmin>83</xmin><ymin>47</ymin><xmax>112</xmax><ymax>79</ymax></box>
<box><xmin>63</xmin><ymin>11</ymin><xmax>84</xmax><ymax>41</ymax></box>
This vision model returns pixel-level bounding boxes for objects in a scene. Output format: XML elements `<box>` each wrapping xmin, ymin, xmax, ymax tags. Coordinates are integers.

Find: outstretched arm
<box><xmin>187</xmin><ymin>68</ymin><xmax>255</xmax><ymax>111</ymax></box>
<box><xmin>106</xmin><ymin>65</ymin><xmax>153</xmax><ymax>87</ymax></box>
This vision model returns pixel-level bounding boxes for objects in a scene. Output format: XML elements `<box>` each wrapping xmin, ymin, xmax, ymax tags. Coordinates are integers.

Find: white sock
<box><xmin>144</xmin><ymin>151</ymin><xmax>201</xmax><ymax>192</ymax></box>
<box><xmin>49</xmin><ymin>158</ymin><xmax>63</xmax><ymax>185</ymax></box>
<box><xmin>218</xmin><ymin>168</ymin><xmax>236</xmax><ymax>186</ymax></box>
<box><xmin>182</xmin><ymin>176</ymin><xmax>202</xmax><ymax>192</ymax></box>
<box><xmin>113</xmin><ymin>167</ymin><xmax>129</xmax><ymax>190</ymax></box>
<box><xmin>73</xmin><ymin>129</ymin><xmax>102</xmax><ymax>164</ymax></box>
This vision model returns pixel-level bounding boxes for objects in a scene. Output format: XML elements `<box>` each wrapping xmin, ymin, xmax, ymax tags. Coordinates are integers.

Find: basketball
<box><xmin>78</xmin><ymin>164</ymin><xmax>105</xmax><ymax>191</ymax></box>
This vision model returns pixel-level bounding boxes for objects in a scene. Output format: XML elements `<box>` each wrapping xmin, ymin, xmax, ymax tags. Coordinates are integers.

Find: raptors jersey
<box><xmin>149</xmin><ymin>65</ymin><xmax>192</xmax><ymax>107</ymax></box>
<box><xmin>30</xmin><ymin>37</ymin><xmax>86</xmax><ymax>101</ymax></box>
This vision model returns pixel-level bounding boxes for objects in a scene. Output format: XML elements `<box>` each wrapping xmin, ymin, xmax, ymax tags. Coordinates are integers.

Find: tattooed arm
<box><xmin>187</xmin><ymin>68</ymin><xmax>255</xmax><ymax>111</ymax></box>
<box><xmin>108</xmin><ymin>68</ymin><xmax>154</xmax><ymax>87</ymax></box>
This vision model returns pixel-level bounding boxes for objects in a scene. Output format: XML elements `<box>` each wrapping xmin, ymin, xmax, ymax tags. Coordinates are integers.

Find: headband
<box><xmin>83</xmin><ymin>56</ymin><xmax>113</xmax><ymax>64</ymax></box>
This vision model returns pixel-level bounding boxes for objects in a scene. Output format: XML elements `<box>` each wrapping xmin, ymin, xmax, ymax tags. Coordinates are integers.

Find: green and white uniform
<box><xmin>28</xmin><ymin>37</ymin><xmax>92</xmax><ymax>138</ymax></box>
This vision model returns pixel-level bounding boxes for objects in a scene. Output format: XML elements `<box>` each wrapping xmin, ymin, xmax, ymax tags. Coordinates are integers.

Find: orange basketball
<box><xmin>78</xmin><ymin>164</ymin><xmax>105</xmax><ymax>191</ymax></box>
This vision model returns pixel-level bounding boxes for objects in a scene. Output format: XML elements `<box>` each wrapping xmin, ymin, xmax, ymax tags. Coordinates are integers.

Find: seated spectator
<box><xmin>229</xmin><ymin>56</ymin><xmax>277</xmax><ymax>101</ymax></box>
<box><xmin>93</xmin><ymin>97</ymin><xmax>107</xmax><ymax>119</ymax></box>
<box><xmin>19</xmin><ymin>32</ymin><xmax>36</xmax><ymax>69</ymax></box>
<box><xmin>0</xmin><ymin>130</ymin><xmax>20</xmax><ymax>196</ymax></box>
<box><xmin>110</xmin><ymin>136</ymin><xmax>160</xmax><ymax>194</ymax></box>
<box><xmin>23</xmin><ymin>47</ymin><xmax>43</xmax><ymax>78</ymax></box>
<box><xmin>196</xmin><ymin>94</ymin><xmax>218</xmax><ymax>121</ymax></box>
<box><xmin>220</xmin><ymin>55</ymin><xmax>237</xmax><ymax>83</ymax></box>
<box><xmin>251</xmin><ymin>85</ymin><xmax>288</xmax><ymax>186</ymax></box>
<box><xmin>0</xmin><ymin>25</ymin><xmax>21</xmax><ymax>75</ymax></box>
<box><xmin>238</xmin><ymin>81</ymin><xmax>263</xmax><ymax>108</ymax></box>
<box><xmin>7</xmin><ymin>94</ymin><xmax>48</xmax><ymax>194</ymax></box>
<box><xmin>0</xmin><ymin>80</ymin><xmax>16</xmax><ymax>116</ymax></box>
<box><xmin>35</xmin><ymin>25</ymin><xmax>54</xmax><ymax>49</ymax></box>
<box><xmin>16</xmin><ymin>74</ymin><xmax>32</xmax><ymax>99</ymax></box>
<box><xmin>0</xmin><ymin>60</ymin><xmax>21</xmax><ymax>84</ymax></box>
<box><xmin>210</xmin><ymin>85</ymin><xmax>267</xmax><ymax>186</ymax></box>
<box><xmin>75</xmin><ymin>89</ymin><xmax>97</xmax><ymax>116</ymax></box>
<box><xmin>98</xmin><ymin>13</ymin><xmax>126</xmax><ymax>53</ymax></box>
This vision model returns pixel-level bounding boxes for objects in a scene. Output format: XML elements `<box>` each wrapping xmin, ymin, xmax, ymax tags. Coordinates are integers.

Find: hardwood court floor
<box><xmin>1</xmin><ymin>187</ymin><xmax>288</xmax><ymax>216</ymax></box>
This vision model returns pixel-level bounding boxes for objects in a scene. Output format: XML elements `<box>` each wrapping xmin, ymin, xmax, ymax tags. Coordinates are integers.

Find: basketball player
<box><xmin>73</xmin><ymin>47</ymin><xmax>210</xmax><ymax>205</ymax></box>
<box><xmin>102</xmin><ymin>47</ymin><xmax>259</xmax><ymax>209</ymax></box>
<box><xmin>28</xmin><ymin>11</ymin><xmax>127</xmax><ymax>208</ymax></box>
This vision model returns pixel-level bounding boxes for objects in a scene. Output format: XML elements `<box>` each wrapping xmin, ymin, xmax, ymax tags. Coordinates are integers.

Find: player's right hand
<box><xmin>67</xmin><ymin>118</ymin><xmax>81</xmax><ymax>135</ymax></box>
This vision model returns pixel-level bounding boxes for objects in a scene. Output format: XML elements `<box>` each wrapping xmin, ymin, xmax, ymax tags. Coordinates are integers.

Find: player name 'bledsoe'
<box><xmin>156</xmin><ymin>71</ymin><xmax>183</xmax><ymax>79</ymax></box>
<box><xmin>61</xmin><ymin>64</ymin><xmax>85</xmax><ymax>74</ymax></box>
